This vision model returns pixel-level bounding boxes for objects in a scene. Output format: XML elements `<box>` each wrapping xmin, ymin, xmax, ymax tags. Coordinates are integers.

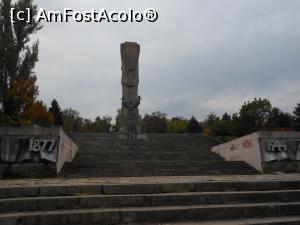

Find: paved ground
<box><xmin>1</xmin><ymin>174</ymin><xmax>300</xmax><ymax>188</ymax></box>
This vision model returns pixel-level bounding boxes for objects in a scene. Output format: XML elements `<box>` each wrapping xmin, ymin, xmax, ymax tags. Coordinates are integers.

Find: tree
<box><xmin>213</xmin><ymin>120</ymin><xmax>231</xmax><ymax>142</ymax></box>
<box><xmin>293</xmin><ymin>103</ymin><xmax>300</xmax><ymax>131</ymax></box>
<box><xmin>186</xmin><ymin>116</ymin><xmax>202</xmax><ymax>133</ymax></box>
<box><xmin>222</xmin><ymin>113</ymin><xmax>231</xmax><ymax>122</ymax></box>
<box><xmin>8</xmin><ymin>76</ymin><xmax>38</xmax><ymax>115</ymax></box>
<box><xmin>62</xmin><ymin>108</ymin><xmax>83</xmax><ymax>132</ymax></box>
<box><xmin>202</xmin><ymin>112</ymin><xmax>219</xmax><ymax>136</ymax></box>
<box><xmin>204</xmin><ymin>112</ymin><xmax>218</xmax><ymax>126</ymax></box>
<box><xmin>0</xmin><ymin>0</ymin><xmax>42</xmax><ymax>121</ymax></box>
<box><xmin>202</xmin><ymin>98</ymin><xmax>296</xmax><ymax>138</ymax></box>
<box><xmin>278</xmin><ymin>113</ymin><xmax>293</xmax><ymax>129</ymax></box>
<box><xmin>267</xmin><ymin>107</ymin><xmax>293</xmax><ymax>130</ymax></box>
<box><xmin>238</xmin><ymin>98</ymin><xmax>272</xmax><ymax>136</ymax></box>
<box><xmin>216</xmin><ymin>113</ymin><xmax>234</xmax><ymax>141</ymax></box>
<box><xmin>202</xmin><ymin>112</ymin><xmax>231</xmax><ymax>141</ymax></box>
<box><xmin>81</xmin><ymin>118</ymin><xmax>94</xmax><ymax>132</ymax></box>
<box><xmin>93</xmin><ymin>116</ymin><xmax>112</xmax><ymax>133</ymax></box>
<box><xmin>19</xmin><ymin>101</ymin><xmax>54</xmax><ymax>126</ymax></box>
<box><xmin>141</xmin><ymin>111</ymin><xmax>168</xmax><ymax>133</ymax></box>
<box><xmin>168</xmin><ymin>117</ymin><xmax>189</xmax><ymax>133</ymax></box>
<box><xmin>230</xmin><ymin>113</ymin><xmax>240</xmax><ymax>136</ymax></box>
<box><xmin>49</xmin><ymin>99</ymin><xmax>63</xmax><ymax>126</ymax></box>
<box><xmin>114</xmin><ymin>109</ymin><xmax>121</xmax><ymax>132</ymax></box>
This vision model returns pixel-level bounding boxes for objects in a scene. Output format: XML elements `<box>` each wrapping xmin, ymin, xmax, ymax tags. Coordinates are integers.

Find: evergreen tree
<box><xmin>268</xmin><ymin>107</ymin><xmax>292</xmax><ymax>130</ymax></box>
<box><xmin>293</xmin><ymin>103</ymin><xmax>300</xmax><ymax>131</ymax></box>
<box><xmin>277</xmin><ymin>112</ymin><xmax>293</xmax><ymax>129</ymax></box>
<box><xmin>222</xmin><ymin>113</ymin><xmax>231</xmax><ymax>122</ymax></box>
<box><xmin>49</xmin><ymin>99</ymin><xmax>63</xmax><ymax>126</ymax></box>
<box><xmin>187</xmin><ymin>116</ymin><xmax>202</xmax><ymax>133</ymax></box>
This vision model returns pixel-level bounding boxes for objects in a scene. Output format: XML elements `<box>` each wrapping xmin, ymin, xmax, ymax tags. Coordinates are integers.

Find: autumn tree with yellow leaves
<box><xmin>0</xmin><ymin>0</ymin><xmax>53</xmax><ymax>126</ymax></box>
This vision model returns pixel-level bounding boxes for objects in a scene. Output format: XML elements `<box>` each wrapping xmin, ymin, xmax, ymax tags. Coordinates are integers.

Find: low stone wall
<box><xmin>212</xmin><ymin>131</ymin><xmax>300</xmax><ymax>173</ymax></box>
<box><xmin>0</xmin><ymin>126</ymin><xmax>78</xmax><ymax>178</ymax></box>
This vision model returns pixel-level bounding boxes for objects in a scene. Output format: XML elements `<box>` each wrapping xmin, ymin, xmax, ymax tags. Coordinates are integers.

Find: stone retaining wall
<box><xmin>0</xmin><ymin>126</ymin><xmax>78</xmax><ymax>178</ymax></box>
<box><xmin>212</xmin><ymin>131</ymin><xmax>300</xmax><ymax>173</ymax></box>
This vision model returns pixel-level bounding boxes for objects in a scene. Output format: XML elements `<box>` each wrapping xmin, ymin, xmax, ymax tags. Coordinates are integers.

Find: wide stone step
<box><xmin>62</xmin><ymin>169</ymin><xmax>257</xmax><ymax>174</ymax></box>
<box><xmin>62</xmin><ymin>172</ymin><xmax>257</xmax><ymax>176</ymax></box>
<box><xmin>62</xmin><ymin>172</ymin><xmax>258</xmax><ymax>178</ymax></box>
<box><xmin>1</xmin><ymin>175</ymin><xmax>300</xmax><ymax>224</ymax></box>
<box><xmin>62</xmin><ymin>163</ymin><xmax>255</xmax><ymax>169</ymax></box>
<box><xmin>62</xmin><ymin>171</ymin><xmax>257</xmax><ymax>175</ymax></box>
<box><xmin>62</xmin><ymin>168</ymin><xmax>250</xmax><ymax>173</ymax></box>
<box><xmin>62</xmin><ymin>160</ymin><xmax>254</xmax><ymax>165</ymax></box>
<box><xmin>2</xmin><ymin>180</ymin><xmax>300</xmax><ymax>198</ymax></box>
<box><xmin>61</xmin><ymin>167</ymin><xmax>258</xmax><ymax>173</ymax></box>
<box><xmin>69</xmin><ymin>155</ymin><xmax>223</xmax><ymax>160</ymax></box>
<box><xmin>61</xmin><ymin>169</ymin><xmax>258</xmax><ymax>174</ymax></box>
<box><xmin>1</xmin><ymin>190</ymin><xmax>300</xmax><ymax>213</ymax></box>
<box><xmin>1</xmin><ymin>202</ymin><xmax>300</xmax><ymax>225</ymax></box>
<box><xmin>126</xmin><ymin>216</ymin><xmax>300</xmax><ymax>225</ymax></box>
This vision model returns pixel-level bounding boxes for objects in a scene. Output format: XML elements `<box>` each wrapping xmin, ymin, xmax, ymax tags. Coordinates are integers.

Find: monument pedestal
<box><xmin>118</xmin><ymin>132</ymin><xmax>147</xmax><ymax>141</ymax></box>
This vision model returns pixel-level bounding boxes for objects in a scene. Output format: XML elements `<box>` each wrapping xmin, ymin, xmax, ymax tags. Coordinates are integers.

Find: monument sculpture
<box><xmin>119</xmin><ymin>42</ymin><xmax>144</xmax><ymax>140</ymax></box>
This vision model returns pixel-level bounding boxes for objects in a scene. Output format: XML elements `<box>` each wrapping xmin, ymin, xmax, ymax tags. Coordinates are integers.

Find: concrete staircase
<box><xmin>60</xmin><ymin>133</ymin><xmax>258</xmax><ymax>177</ymax></box>
<box><xmin>1</xmin><ymin>177</ymin><xmax>300</xmax><ymax>224</ymax></box>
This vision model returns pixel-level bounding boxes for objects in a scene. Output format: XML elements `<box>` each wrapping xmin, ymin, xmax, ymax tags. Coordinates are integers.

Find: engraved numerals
<box><xmin>267</xmin><ymin>140</ymin><xmax>287</xmax><ymax>153</ymax></box>
<box><xmin>30</xmin><ymin>138</ymin><xmax>56</xmax><ymax>153</ymax></box>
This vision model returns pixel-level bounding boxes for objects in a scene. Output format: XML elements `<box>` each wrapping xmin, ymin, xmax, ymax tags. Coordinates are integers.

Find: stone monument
<box><xmin>0</xmin><ymin>126</ymin><xmax>78</xmax><ymax>178</ymax></box>
<box><xmin>119</xmin><ymin>42</ymin><xmax>144</xmax><ymax>140</ymax></box>
<box><xmin>212</xmin><ymin>131</ymin><xmax>300</xmax><ymax>173</ymax></box>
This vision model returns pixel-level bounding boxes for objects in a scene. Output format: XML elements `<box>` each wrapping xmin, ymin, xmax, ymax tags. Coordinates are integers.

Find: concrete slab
<box><xmin>0</xmin><ymin>174</ymin><xmax>300</xmax><ymax>188</ymax></box>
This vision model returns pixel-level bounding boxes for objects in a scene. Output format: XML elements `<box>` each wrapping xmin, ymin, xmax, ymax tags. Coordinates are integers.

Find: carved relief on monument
<box><xmin>0</xmin><ymin>136</ymin><xmax>58</xmax><ymax>163</ymax></box>
<box><xmin>30</xmin><ymin>138</ymin><xmax>57</xmax><ymax>153</ymax></box>
<box><xmin>260</xmin><ymin>139</ymin><xmax>300</xmax><ymax>162</ymax></box>
<box><xmin>0</xmin><ymin>127</ymin><xmax>78</xmax><ymax>177</ymax></box>
<box><xmin>119</xmin><ymin>42</ymin><xmax>142</xmax><ymax>140</ymax></box>
<box><xmin>267</xmin><ymin>140</ymin><xmax>287</xmax><ymax>153</ymax></box>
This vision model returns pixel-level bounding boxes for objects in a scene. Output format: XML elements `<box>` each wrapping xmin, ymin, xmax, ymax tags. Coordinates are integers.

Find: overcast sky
<box><xmin>33</xmin><ymin>0</ymin><xmax>300</xmax><ymax>121</ymax></box>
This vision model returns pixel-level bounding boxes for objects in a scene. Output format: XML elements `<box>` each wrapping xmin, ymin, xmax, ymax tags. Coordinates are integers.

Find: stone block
<box><xmin>0</xmin><ymin>126</ymin><xmax>78</xmax><ymax>178</ymax></box>
<box><xmin>212</xmin><ymin>131</ymin><xmax>300</xmax><ymax>173</ymax></box>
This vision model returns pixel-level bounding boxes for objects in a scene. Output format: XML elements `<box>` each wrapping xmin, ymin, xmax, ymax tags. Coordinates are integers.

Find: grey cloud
<box><xmin>34</xmin><ymin>0</ymin><xmax>300</xmax><ymax>120</ymax></box>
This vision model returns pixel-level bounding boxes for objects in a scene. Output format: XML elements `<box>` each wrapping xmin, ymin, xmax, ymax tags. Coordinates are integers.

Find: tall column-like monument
<box><xmin>119</xmin><ymin>42</ymin><xmax>142</xmax><ymax>140</ymax></box>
